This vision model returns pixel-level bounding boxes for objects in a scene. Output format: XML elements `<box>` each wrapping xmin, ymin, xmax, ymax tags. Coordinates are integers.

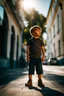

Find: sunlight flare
<box><xmin>23</xmin><ymin>0</ymin><xmax>34</xmax><ymax>10</ymax></box>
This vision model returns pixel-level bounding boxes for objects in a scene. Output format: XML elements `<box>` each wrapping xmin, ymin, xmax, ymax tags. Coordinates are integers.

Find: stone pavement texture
<box><xmin>0</xmin><ymin>66</ymin><xmax>64</xmax><ymax>96</ymax></box>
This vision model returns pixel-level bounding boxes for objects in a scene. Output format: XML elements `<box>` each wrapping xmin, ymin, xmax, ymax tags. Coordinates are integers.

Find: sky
<box><xmin>0</xmin><ymin>0</ymin><xmax>51</xmax><ymax>19</ymax></box>
<box><xmin>34</xmin><ymin>0</ymin><xmax>51</xmax><ymax>17</ymax></box>
<box><xmin>0</xmin><ymin>6</ymin><xmax>4</xmax><ymax>19</ymax></box>
<box><xmin>23</xmin><ymin>0</ymin><xmax>51</xmax><ymax>26</ymax></box>
<box><xmin>23</xmin><ymin>0</ymin><xmax>51</xmax><ymax>17</ymax></box>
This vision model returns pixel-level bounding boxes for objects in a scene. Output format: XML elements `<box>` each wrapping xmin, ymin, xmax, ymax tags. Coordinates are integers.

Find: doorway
<box><xmin>10</xmin><ymin>26</ymin><xmax>15</xmax><ymax>68</ymax></box>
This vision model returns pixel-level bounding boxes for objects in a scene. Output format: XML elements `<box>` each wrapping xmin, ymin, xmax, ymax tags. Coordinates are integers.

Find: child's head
<box><xmin>29</xmin><ymin>25</ymin><xmax>42</xmax><ymax>38</ymax></box>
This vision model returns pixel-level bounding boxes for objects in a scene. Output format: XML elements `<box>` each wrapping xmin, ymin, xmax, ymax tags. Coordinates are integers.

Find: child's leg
<box><xmin>29</xmin><ymin>74</ymin><xmax>32</xmax><ymax>80</ymax></box>
<box><xmin>38</xmin><ymin>74</ymin><xmax>42</xmax><ymax>80</ymax></box>
<box><xmin>25</xmin><ymin>74</ymin><xmax>32</xmax><ymax>86</ymax></box>
<box><xmin>38</xmin><ymin>74</ymin><xmax>45</xmax><ymax>87</ymax></box>
<box><xmin>25</xmin><ymin>58</ymin><xmax>34</xmax><ymax>86</ymax></box>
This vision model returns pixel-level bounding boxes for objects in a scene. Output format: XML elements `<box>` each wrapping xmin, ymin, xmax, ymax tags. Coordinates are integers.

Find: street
<box><xmin>0</xmin><ymin>65</ymin><xmax>64</xmax><ymax>96</ymax></box>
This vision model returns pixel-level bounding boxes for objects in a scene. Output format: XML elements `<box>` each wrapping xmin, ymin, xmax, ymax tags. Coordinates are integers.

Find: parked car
<box><xmin>48</xmin><ymin>58</ymin><xmax>58</xmax><ymax>65</ymax></box>
<box><xmin>42</xmin><ymin>59</ymin><xmax>48</xmax><ymax>65</ymax></box>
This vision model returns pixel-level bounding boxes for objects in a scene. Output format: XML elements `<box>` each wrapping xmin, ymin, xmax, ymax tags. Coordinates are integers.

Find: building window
<box><xmin>0</xmin><ymin>6</ymin><xmax>8</xmax><ymax>58</ymax></box>
<box><xmin>54</xmin><ymin>0</ymin><xmax>58</xmax><ymax>11</ymax></box>
<box><xmin>0</xmin><ymin>6</ymin><xmax>4</xmax><ymax>25</ymax></box>
<box><xmin>59</xmin><ymin>3</ymin><xmax>62</xmax><ymax>10</ymax></box>
<box><xmin>58</xmin><ymin>40</ymin><xmax>60</xmax><ymax>56</ymax></box>
<box><xmin>53</xmin><ymin>43</ymin><xmax>56</xmax><ymax>57</ymax></box>
<box><xmin>57</xmin><ymin>14</ymin><xmax>59</xmax><ymax>33</ymax></box>
<box><xmin>53</xmin><ymin>25</ymin><xmax>55</xmax><ymax>37</ymax></box>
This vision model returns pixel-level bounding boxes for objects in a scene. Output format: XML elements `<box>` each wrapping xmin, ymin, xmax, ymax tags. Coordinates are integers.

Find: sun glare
<box><xmin>43</xmin><ymin>33</ymin><xmax>47</xmax><ymax>40</ymax></box>
<box><xmin>23</xmin><ymin>0</ymin><xmax>34</xmax><ymax>10</ymax></box>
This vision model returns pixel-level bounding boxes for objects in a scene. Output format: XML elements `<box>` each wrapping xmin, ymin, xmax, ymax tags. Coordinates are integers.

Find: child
<box><xmin>25</xmin><ymin>25</ymin><xmax>45</xmax><ymax>87</ymax></box>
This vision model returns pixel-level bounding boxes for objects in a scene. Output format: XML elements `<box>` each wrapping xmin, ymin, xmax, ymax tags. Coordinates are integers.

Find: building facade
<box><xmin>0</xmin><ymin>0</ymin><xmax>24</xmax><ymax>68</ymax></box>
<box><xmin>46</xmin><ymin>0</ymin><xmax>64</xmax><ymax>64</ymax></box>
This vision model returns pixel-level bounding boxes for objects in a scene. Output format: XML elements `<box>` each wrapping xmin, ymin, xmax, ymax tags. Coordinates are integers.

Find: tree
<box><xmin>23</xmin><ymin>8</ymin><xmax>46</xmax><ymax>43</ymax></box>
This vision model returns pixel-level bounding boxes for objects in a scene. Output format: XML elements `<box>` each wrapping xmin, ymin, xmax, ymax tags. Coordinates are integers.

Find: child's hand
<box><xmin>41</xmin><ymin>56</ymin><xmax>45</xmax><ymax>62</ymax></box>
<box><xmin>27</xmin><ymin>57</ymin><xmax>30</xmax><ymax>62</ymax></box>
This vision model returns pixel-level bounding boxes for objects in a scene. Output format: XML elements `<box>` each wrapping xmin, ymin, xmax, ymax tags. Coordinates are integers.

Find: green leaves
<box><xmin>23</xmin><ymin>9</ymin><xmax>46</xmax><ymax>43</ymax></box>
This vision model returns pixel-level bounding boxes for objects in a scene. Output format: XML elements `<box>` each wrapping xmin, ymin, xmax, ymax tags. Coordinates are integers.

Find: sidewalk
<box><xmin>43</xmin><ymin>65</ymin><xmax>64</xmax><ymax>75</ymax></box>
<box><xmin>0</xmin><ymin>67</ymin><xmax>28</xmax><ymax>76</ymax></box>
<box><xmin>0</xmin><ymin>66</ymin><xmax>64</xmax><ymax>96</ymax></box>
<box><xmin>0</xmin><ymin>65</ymin><xmax>64</xmax><ymax>75</ymax></box>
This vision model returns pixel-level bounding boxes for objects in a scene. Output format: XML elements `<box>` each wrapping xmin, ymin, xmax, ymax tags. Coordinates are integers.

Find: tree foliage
<box><xmin>23</xmin><ymin>8</ymin><xmax>46</xmax><ymax>43</ymax></box>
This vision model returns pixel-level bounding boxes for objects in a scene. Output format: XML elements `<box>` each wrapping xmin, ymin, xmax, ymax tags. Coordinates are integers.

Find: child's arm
<box><xmin>27</xmin><ymin>46</ymin><xmax>30</xmax><ymax>62</ymax></box>
<box><xmin>41</xmin><ymin>46</ymin><xmax>45</xmax><ymax>62</ymax></box>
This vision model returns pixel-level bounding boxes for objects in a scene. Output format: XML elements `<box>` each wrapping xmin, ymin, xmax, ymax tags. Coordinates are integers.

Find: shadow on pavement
<box><xmin>43</xmin><ymin>73</ymin><xmax>64</xmax><ymax>86</ymax></box>
<box><xmin>27</xmin><ymin>86</ymin><xmax>64</xmax><ymax>96</ymax></box>
<box><xmin>0</xmin><ymin>68</ymin><xmax>28</xmax><ymax>86</ymax></box>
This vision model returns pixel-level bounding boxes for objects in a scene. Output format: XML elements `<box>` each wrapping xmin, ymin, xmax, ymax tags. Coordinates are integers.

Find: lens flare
<box><xmin>23</xmin><ymin>0</ymin><xmax>34</xmax><ymax>10</ymax></box>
